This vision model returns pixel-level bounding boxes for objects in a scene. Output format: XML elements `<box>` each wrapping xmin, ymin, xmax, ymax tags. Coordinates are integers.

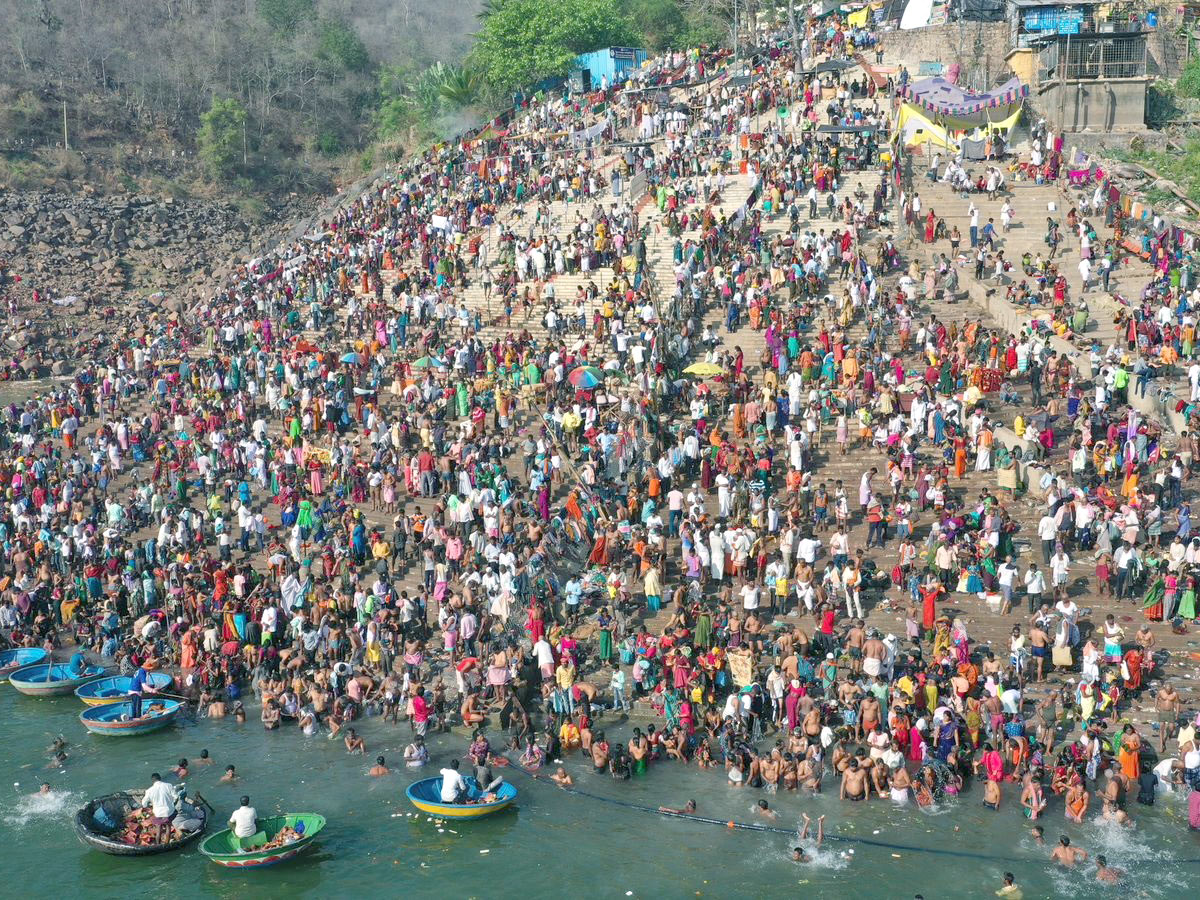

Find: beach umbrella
<box><xmin>568</xmin><ymin>365</ymin><xmax>605</xmax><ymax>388</ymax></box>
<box><xmin>412</xmin><ymin>356</ymin><xmax>447</xmax><ymax>369</ymax></box>
<box><xmin>683</xmin><ymin>362</ymin><xmax>725</xmax><ymax>377</ymax></box>
<box><xmin>340</xmin><ymin>351</ymin><xmax>361</xmax><ymax>365</ymax></box>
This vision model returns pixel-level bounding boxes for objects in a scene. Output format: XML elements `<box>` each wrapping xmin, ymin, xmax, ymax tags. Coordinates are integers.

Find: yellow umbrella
<box><xmin>683</xmin><ymin>362</ymin><xmax>725</xmax><ymax>376</ymax></box>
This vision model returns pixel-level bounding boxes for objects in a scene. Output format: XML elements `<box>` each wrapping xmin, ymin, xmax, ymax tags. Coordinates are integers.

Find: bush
<box><xmin>1178</xmin><ymin>58</ymin><xmax>1200</xmax><ymax>98</ymax></box>
<box><xmin>198</xmin><ymin>98</ymin><xmax>247</xmax><ymax>178</ymax></box>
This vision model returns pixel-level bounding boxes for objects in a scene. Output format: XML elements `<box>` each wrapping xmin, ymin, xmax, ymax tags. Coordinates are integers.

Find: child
<box><xmin>1094</xmin><ymin>552</ymin><xmax>1112</xmax><ymax>596</ymax></box>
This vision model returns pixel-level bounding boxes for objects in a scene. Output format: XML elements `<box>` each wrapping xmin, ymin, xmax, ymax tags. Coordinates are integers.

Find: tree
<box><xmin>256</xmin><ymin>0</ymin><xmax>315</xmax><ymax>35</ymax></box>
<box><xmin>469</xmin><ymin>0</ymin><xmax>640</xmax><ymax>97</ymax></box>
<box><xmin>438</xmin><ymin>65</ymin><xmax>483</xmax><ymax>107</ymax></box>
<box><xmin>317</xmin><ymin>19</ymin><xmax>370</xmax><ymax>72</ymax></box>
<box><xmin>198</xmin><ymin>97</ymin><xmax>247</xmax><ymax>178</ymax></box>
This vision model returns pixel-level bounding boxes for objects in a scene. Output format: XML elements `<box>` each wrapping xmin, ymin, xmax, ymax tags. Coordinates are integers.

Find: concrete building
<box><xmin>1005</xmin><ymin>0</ymin><xmax>1151</xmax><ymax>132</ymax></box>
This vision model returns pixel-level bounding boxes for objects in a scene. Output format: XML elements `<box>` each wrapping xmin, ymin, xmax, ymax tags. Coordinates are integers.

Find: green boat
<box><xmin>198</xmin><ymin>814</ymin><xmax>325</xmax><ymax>868</ymax></box>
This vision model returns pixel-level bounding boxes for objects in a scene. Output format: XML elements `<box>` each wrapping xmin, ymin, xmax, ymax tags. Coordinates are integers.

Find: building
<box><xmin>570</xmin><ymin>47</ymin><xmax>649</xmax><ymax>92</ymax></box>
<box><xmin>1005</xmin><ymin>0</ymin><xmax>1150</xmax><ymax>131</ymax></box>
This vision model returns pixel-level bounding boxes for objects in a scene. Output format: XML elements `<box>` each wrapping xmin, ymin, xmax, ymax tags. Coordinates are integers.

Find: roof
<box><xmin>1009</xmin><ymin>0</ymin><xmax>1105</xmax><ymax>7</ymax></box>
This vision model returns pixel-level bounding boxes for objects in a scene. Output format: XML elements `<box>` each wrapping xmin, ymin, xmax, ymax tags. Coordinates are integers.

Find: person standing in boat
<box><xmin>127</xmin><ymin>659</ymin><xmax>161</xmax><ymax>718</ymax></box>
<box><xmin>142</xmin><ymin>773</ymin><xmax>179</xmax><ymax>845</ymax></box>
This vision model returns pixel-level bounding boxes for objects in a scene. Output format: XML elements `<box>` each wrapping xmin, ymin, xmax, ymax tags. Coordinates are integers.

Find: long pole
<box><xmin>63</xmin><ymin>101</ymin><xmax>69</xmax><ymax>151</ymax></box>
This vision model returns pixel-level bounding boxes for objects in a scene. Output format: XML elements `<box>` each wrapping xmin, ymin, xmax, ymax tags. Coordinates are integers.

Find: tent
<box><xmin>900</xmin><ymin>76</ymin><xmax>1028</xmax><ymax>123</ymax></box>
<box><xmin>894</xmin><ymin>100</ymin><xmax>1023</xmax><ymax>153</ymax></box>
<box><xmin>900</xmin><ymin>0</ymin><xmax>934</xmax><ymax>30</ymax></box>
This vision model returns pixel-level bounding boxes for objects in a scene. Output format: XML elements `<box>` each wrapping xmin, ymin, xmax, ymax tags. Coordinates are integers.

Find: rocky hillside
<box><xmin>0</xmin><ymin>190</ymin><xmax>302</xmax><ymax>301</ymax></box>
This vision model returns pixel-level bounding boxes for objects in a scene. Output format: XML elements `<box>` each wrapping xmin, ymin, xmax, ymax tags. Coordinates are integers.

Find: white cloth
<box><xmin>440</xmin><ymin>768</ymin><xmax>467</xmax><ymax>802</ymax></box>
<box><xmin>229</xmin><ymin>804</ymin><xmax>258</xmax><ymax>838</ymax></box>
<box><xmin>143</xmin><ymin>781</ymin><xmax>178</xmax><ymax>819</ymax></box>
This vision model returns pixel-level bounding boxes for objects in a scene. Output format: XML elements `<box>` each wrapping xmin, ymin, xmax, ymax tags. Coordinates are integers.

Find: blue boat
<box><xmin>405</xmin><ymin>776</ymin><xmax>518</xmax><ymax>819</ymax></box>
<box><xmin>79</xmin><ymin>699</ymin><xmax>183</xmax><ymax>736</ymax></box>
<box><xmin>75</xmin><ymin>673</ymin><xmax>175</xmax><ymax>706</ymax></box>
<box><xmin>8</xmin><ymin>662</ymin><xmax>106</xmax><ymax>697</ymax></box>
<box><xmin>0</xmin><ymin>648</ymin><xmax>49</xmax><ymax>683</ymax></box>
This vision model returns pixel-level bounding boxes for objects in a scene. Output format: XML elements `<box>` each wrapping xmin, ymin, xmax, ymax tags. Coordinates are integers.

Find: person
<box><xmin>196</xmin><ymin>749</ymin><xmax>214</xmax><ymax>766</ymax></box>
<box><xmin>791</xmin><ymin>813</ymin><xmax>825</xmax><ymax>862</ymax></box>
<box><xmin>38</xmin><ymin>782</ymin><xmax>51</xmax><ymax>795</ymax></box>
<box><xmin>658</xmin><ymin>799</ymin><xmax>697</xmax><ymax>815</ymax></box>
<box><xmin>221</xmin><ymin>765</ymin><xmax>238</xmax><ymax>783</ymax></box>
<box><xmin>127</xmin><ymin>658</ymin><xmax>161</xmax><ymax>718</ymax></box>
<box><xmin>345</xmin><ymin>728</ymin><xmax>365</xmax><ymax>754</ymax></box>
<box><xmin>369</xmin><ymin>755</ymin><xmax>390</xmax><ymax>776</ymax></box>
<box><xmin>65</xmin><ymin>649</ymin><xmax>89</xmax><ymax>677</ymax></box>
<box><xmin>440</xmin><ymin>759</ymin><xmax>468</xmax><ymax>803</ymax></box>
<box><xmin>754</xmin><ymin>798</ymin><xmax>777</xmax><ymax>819</ymax></box>
<box><xmin>996</xmin><ymin>872</ymin><xmax>1022</xmax><ymax>898</ymax></box>
<box><xmin>1050</xmin><ymin>835</ymin><xmax>1088</xmax><ymax>867</ymax></box>
<box><xmin>228</xmin><ymin>796</ymin><xmax>259</xmax><ymax>850</ymax></box>
<box><xmin>1095</xmin><ymin>855</ymin><xmax>1124</xmax><ymax>883</ymax></box>
<box><xmin>404</xmin><ymin>736</ymin><xmax>429</xmax><ymax>768</ymax></box>
<box><xmin>549</xmin><ymin>766</ymin><xmax>573</xmax><ymax>787</ymax></box>
<box><xmin>142</xmin><ymin>772</ymin><xmax>179</xmax><ymax>845</ymax></box>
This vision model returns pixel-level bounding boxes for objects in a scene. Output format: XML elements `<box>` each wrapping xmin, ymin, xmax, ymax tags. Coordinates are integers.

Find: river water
<box><xmin>3</xmin><ymin>689</ymin><xmax>1197</xmax><ymax>898</ymax></box>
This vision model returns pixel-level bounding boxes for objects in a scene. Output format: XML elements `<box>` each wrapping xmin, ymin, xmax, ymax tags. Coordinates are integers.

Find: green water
<box><xmin>3</xmin><ymin>689</ymin><xmax>1197</xmax><ymax>898</ymax></box>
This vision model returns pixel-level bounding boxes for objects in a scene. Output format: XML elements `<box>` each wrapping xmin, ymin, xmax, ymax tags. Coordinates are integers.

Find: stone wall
<box><xmin>880</xmin><ymin>22</ymin><xmax>1012</xmax><ymax>81</ymax></box>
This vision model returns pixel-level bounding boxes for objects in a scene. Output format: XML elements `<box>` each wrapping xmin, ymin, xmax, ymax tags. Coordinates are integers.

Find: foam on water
<box><xmin>1</xmin><ymin>789</ymin><xmax>79</xmax><ymax>829</ymax></box>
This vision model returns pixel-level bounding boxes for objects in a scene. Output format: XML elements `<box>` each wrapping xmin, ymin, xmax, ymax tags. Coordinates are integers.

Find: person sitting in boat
<box><xmin>228</xmin><ymin>796</ymin><xmax>258</xmax><ymax>850</ymax></box>
<box><xmin>439</xmin><ymin>758</ymin><xmax>469</xmax><ymax>803</ymax></box>
<box><xmin>127</xmin><ymin>659</ymin><xmax>162</xmax><ymax>719</ymax></box>
<box><xmin>65</xmin><ymin>648</ymin><xmax>89</xmax><ymax>678</ymax></box>
<box><xmin>142</xmin><ymin>772</ymin><xmax>179</xmax><ymax>845</ymax></box>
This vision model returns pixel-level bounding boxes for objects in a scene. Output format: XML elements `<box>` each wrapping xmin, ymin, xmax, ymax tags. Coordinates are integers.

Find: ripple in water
<box><xmin>1</xmin><ymin>789</ymin><xmax>80</xmax><ymax>829</ymax></box>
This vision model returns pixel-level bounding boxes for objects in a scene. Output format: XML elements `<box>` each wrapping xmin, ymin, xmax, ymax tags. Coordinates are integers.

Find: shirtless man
<box><xmin>983</xmin><ymin>777</ymin><xmax>1002</xmax><ymax>810</ymax></box>
<box><xmin>890</xmin><ymin>764</ymin><xmax>912</xmax><ymax>803</ymax></box>
<box><xmin>1156</xmin><ymin>684</ymin><xmax>1181</xmax><ymax>752</ymax></box>
<box><xmin>368</xmin><ymin>756</ymin><xmax>390</xmax><ymax>776</ymax></box>
<box><xmin>862</xmin><ymin>631</ymin><xmax>886</xmax><ymax>681</ymax></box>
<box><xmin>658</xmin><ymin>799</ymin><xmax>696</xmax><ymax>814</ymax></box>
<box><xmin>761</xmin><ymin>751</ymin><xmax>781</xmax><ymax>792</ymax></box>
<box><xmin>1029</xmin><ymin>622</ymin><xmax>1050</xmax><ymax>682</ymax></box>
<box><xmin>859</xmin><ymin>694</ymin><xmax>882</xmax><ymax>743</ymax></box>
<box><xmin>1050</xmin><ymin>835</ymin><xmax>1088</xmax><ymax>867</ymax></box>
<box><xmin>840</xmin><ymin>758</ymin><xmax>869</xmax><ymax>801</ymax></box>
<box><xmin>792</xmin><ymin>813</ymin><xmax>825</xmax><ymax>862</ymax></box>
<box><xmin>1094</xmin><ymin>855</ymin><xmax>1124</xmax><ymax>883</ymax></box>
<box><xmin>845</xmin><ymin>620</ymin><xmax>866</xmax><ymax>674</ymax></box>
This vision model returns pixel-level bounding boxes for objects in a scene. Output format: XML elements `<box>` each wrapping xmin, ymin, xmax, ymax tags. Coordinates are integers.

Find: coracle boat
<box><xmin>0</xmin><ymin>647</ymin><xmax>49</xmax><ymax>682</ymax></box>
<box><xmin>199</xmin><ymin>814</ymin><xmax>325</xmax><ymax>868</ymax></box>
<box><xmin>75</xmin><ymin>789</ymin><xmax>208</xmax><ymax>856</ymax></box>
<box><xmin>8</xmin><ymin>662</ymin><xmax>106</xmax><ymax>697</ymax></box>
<box><xmin>79</xmin><ymin>699</ymin><xmax>183</xmax><ymax>736</ymax></box>
<box><xmin>405</xmin><ymin>776</ymin><xmax>518</xmax><ymax>819</ymax></box>
<box><xmin>75</xmin><ymin>673</ymin><xmax>175</xmax><ymax>706</ymax></box>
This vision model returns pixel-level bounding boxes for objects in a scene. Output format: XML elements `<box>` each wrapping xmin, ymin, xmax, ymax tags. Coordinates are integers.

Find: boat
<box><xmin>405</xmin><ymin>776</ymin><xmax>518</xmax><ymax>819</ymax></box>
<box><xmin>199</xmin><ymin>814</ymin><xmax>325</xmax><ymax>868</ymax></box>
<box><xmin>75</xmin><ymin>673</ymin><xmax>175</xmax><ymax>706</ymax></box>
<box><xmin>79</xmin><ymin>699</ymin><xmax>183</xmax><ymax>736</ymax></box>
<box><xmin>0</xmin><ymin>647</ymin><xmax>48</xmax><ymax>682</ymax></box>
<box><xmin>75</xmin><ymin>789</ymin><xmax>208</xmax><ymax>856</ymax></box>
<box><xmin>8</xmin><ymin>662</ymin><xmax>106</xmax><ymax>697</ymax></box>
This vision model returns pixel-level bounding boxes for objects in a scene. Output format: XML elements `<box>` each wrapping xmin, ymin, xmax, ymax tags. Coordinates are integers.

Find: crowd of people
<box><xmin>3</xmin><ymin>9</ymin><xmax>1200</xmax><ymax>888</ymax></box>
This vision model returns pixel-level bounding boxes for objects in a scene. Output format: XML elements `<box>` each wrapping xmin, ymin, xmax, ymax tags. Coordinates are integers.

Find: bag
<box><xmin>1052</xmin><ymin>646</ymin><xmax>1073</xmax><ymax>667</ymax></box>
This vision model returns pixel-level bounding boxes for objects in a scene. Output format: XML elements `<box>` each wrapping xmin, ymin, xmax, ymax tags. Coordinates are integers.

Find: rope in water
<box><xmin>499</xmin><ymin>758</ymin><xmax>1200</xmax><ymax>864</ymax></box>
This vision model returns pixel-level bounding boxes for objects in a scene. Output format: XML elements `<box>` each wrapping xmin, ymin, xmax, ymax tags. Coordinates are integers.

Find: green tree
<box><xmin>256</xmin><ymin>0</ymin><xmax>315</xmax><ymax>35</ymax></box>
<box><xmin>469</xmin><ymin>0</ymin><xmax>640</xmax><ymax>97</ymax></box>
<box><xmin>317</xmin><ymin>19</ymin><xmax>370</xmax><ymax>72</ymax></box>
<box><xmin>438</xmin><ymin>65</ymin><xmax>483</xmax><ymax>107</ymax></box>
<box><xmin>627</xmin><ymin>0</ymin><xmax>686</xmax><ymax>50</ymax></box>
<box><xmin>198</xmin><ymin>97</ymin><xmax>248</xmax><ymax>178</ymax></box>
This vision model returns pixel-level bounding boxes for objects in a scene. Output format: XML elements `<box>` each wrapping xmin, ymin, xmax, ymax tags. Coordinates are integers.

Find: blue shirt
<box><xmin>130</xmin><ymin>667</ymin><xmax>151</xmax><ymax>694</ymax></box>
<box><xmin>67</xmin><ymin>651</ymin><xmax>86</xmax><ymax>675</ymax></box>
